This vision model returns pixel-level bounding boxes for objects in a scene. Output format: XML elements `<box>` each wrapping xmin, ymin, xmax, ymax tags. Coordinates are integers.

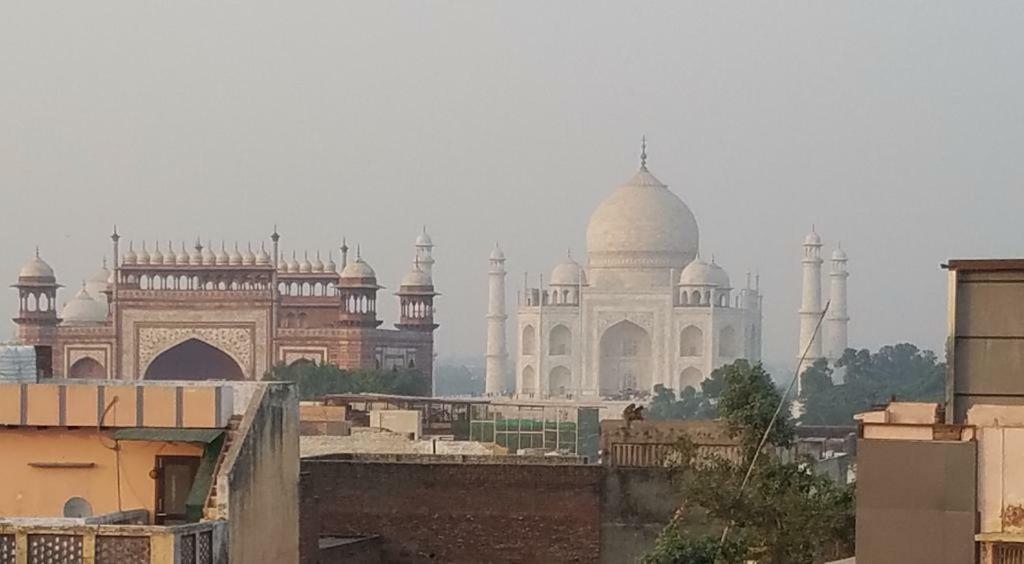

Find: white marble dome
<box><xmin>340</xmin><ymin>259</ymin><xmax>376</xmax><ymax>280</ymax></box>
<box><xmin>19</xmin><ymin>254</ymin><xmax>55</xmax><ymax>280</ymax></box>
<box><xmin>550</xmin><ymin>256</ymin><xmax>586</xmax><ymax>286</ymax></box>
<box><xmin>678</xmin><ymin>257</ymin><xmax>715</xmax><ymax>286</ymax></box>
<box><xmin>708</xmin><ymin>260</ymin><xmax>731</xmax><ymax>289</ymax></box>
<box><xmin>585</xmin><ymin>165</ymin><xmax>699</xmax><ymax>271</ymax></box>
<box><xmin>86</xmin><ymin>263</ymin><xmax>111</xmax><ymax>299</ymax></box>
<box><xmin>401</xmin><ymin>266</ymin><xmax>432</xmax><ymax>287</ymax></box>
<box><xmin>61</xmin><ymin>285</ymin><xmax>107</xmax><ymax>324</ymax></box>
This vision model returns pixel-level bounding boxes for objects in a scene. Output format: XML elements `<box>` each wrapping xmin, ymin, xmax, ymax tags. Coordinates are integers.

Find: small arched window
<box><xmin>549</xmin><ymin>325</ymin><xmax>572</xmax><ymax>356</ymax></box>
<box><xmin>522</xmin><ymin>325</ymin><xmax>536</xmax><ymax>355</ymax></box>
<box><xmin>680</xmin><ymin>326</ymin><xmax>703</xmax><ymax>357</ymax></box>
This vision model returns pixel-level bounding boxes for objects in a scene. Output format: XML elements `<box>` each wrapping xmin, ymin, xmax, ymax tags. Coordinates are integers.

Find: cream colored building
<box><xmin>491</xmin><ymin>144</ymin><xmax>763</xmax><ymax>399</ymax></box>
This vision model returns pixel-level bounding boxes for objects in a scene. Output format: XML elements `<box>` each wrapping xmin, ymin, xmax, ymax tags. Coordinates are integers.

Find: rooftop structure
<box><xmin>854</xmin><ymin>258</ymin><xmax>1024</xmax><ymax>564</ymax></box>
<box><xmin>0</xmin><ymin>380</ymin><xmax>298</xmax><ymax>563</ymax></box>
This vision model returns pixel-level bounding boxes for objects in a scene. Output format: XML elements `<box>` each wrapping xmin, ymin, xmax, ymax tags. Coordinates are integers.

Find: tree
<box><xmin>800</xmin><ymin>343</ymin><xmax>945</xmax><ymax>425</ymax></box>
<box><xmin>264</xmin><ymin>361</ymin><xmax>429</xmax><ymax>400</ymax></box>
<box><xmin>644</xmin><ymin>360</ymin><xmax>854</xmax><ymax>564</ymax></box>
<box><xmin>645</xmin><ymin>364</ymin><xmax>738</xmax><ymax>422</ymax></box>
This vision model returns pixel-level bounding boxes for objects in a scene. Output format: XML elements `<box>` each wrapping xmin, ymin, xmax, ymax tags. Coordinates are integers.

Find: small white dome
<box><xmin>708</xmin><ymin>260</ymin><xmax>731</xmax><ymax>289</ymax></box>
<box><xmin>489</xmin><ymin>246</ymin><xmax>505</xmax><ymax>261</ymax></box>
<box><xmin>340</xmin><ymin>258</ymin><xmax>376</xmax><ymax>280</ymax></box>
<box><xmin>401</xmin><ymin>265</ymin><xmax>432</xmax><ymax>287</ymax></box>
<box><xmin>256</xmin><ymin>243</ymin><xmax>271</xmax><ymax>266</ymax></box>
<box><xmin>242</xmin><ymin>244</ymin><xmax>256</xmax><ymax>266</ymax></box>
<box><xmin>299</xmin><ymin>252</ymin><xmax>313</xmax><ymax>274</ymax></box>
<box><xmin>137</xmin><ymin>243</ymin><xmax>151</xmax><ymax>265</ymax></box>
<box><xmin>416</xmin><ymin>228</ymin><xmax>433</xmax><ymax>246</ymax></box>
<box><xmin>215</xmin><ymin>244</ymin><xmax>229</xmax><ymax>266</ymax></box>
<box><xmin>550</xmin><ymin>255</ymin><xmax>586</xmax><ymax>286</ymax></box>
<box><xmin>188</xmin><ymin>244</ymin><xmax>203</xmax><ymax>266</ymax></box>
<box><xmin>201</xmin><ymin>243</ymin><xmax>216</xmax><ymax>266</ymax></box>
<box><xmin>123</xmin><ymin>243</ymin><xmax>138</xmax><ymax>265</ymax></box>
<box><xmin>228</xmin><ymin>244</ymin><xmax>243</xmax><ymax>266</ymax></box>
<box><xmin>86</xmin><ymin>263</ymin><xmax>111</xmax><ymax>298</ymax></box>
<box><xmin>325</xmin><ymin>253</ymin><xmax>337</xmax><ymax>273</ymax></box>
<box><xmin>150</xmin><ymin>243</ymin><xmax>164</xmax><ymax>265</ymax></box>
<box><xmin>18</xmin><ymin>253</ymin><xmax>55</xmax><ymax>279</ymax></box>
<box><xmin>286</xmin><ymin>252</ymin><xmax>300</xmax><ymax>273</ymax></box>
<box><xmin>832</xmin><ymin>247</ymin><xmax>848</xmax><ymax>261</ymax></box>
<box><xmin>679</xmin><ymin>258</ymin><xmax>715</xmax><ymax>286</ymax></box>
<box><xmin>312</xmin><ymin>252</ymin><xmax>325</xmax><ymax>273</ymax></box>
<box><xmin>175</xmin><ymin>243</ymin><xmax>189</xmax><ymax>266</ymax></box>
<box><xmin>804</xmin><ymin>230</ymin><xmax>822</xmax><ymax>246</ymax></box>
<box><xmin>61</xmin><ymin>285</ymin><xmax>107</xmax><ymax>324</ymax></box>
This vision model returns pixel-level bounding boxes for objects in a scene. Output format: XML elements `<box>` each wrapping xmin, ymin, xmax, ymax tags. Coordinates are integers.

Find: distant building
<box><xmin>10</xmin><ymin>228</ymin><xmax>438</xmax><ymax>383</ymax></box>
<box><xmin>497</xmin><ymin>142</ymin><xmax>763</xmax><ymax>400</ymax></box>
<box><xmin>0</xmin><ymin>379</ymin><xmax>298</xmax><ymax>563</ymax></box>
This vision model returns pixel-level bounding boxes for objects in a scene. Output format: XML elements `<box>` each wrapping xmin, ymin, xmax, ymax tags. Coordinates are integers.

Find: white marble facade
<box><xmin>496</xmin><ymin>145</ymin><xmax>763</xmax><ymax>399</ymax></box>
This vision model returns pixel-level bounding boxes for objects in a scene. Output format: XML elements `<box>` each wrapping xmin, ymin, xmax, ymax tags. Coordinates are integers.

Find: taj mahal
<box><xmin>484</xmin><ymin>141</ymin><xmax>850</xmax><ymax>399</ymax></box>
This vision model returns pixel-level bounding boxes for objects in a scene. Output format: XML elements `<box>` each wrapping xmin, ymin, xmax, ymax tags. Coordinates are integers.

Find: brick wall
<box><xmin>303</xmin><ymin>460</ymin><xmax>602</xmax><ymax>563</ymax></box>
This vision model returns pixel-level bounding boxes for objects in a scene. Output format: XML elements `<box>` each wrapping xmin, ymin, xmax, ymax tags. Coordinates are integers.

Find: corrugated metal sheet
<box><xmin>112</xmin><ymin>428</ymin><xmax>224</xmax><ymax>443</ymax></box>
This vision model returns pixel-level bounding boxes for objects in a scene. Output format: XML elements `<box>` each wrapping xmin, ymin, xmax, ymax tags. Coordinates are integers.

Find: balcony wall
<box><xmin>0</xmin><ymin>518</ymin><xmax>226</xmax><ymax>564</ymax></box>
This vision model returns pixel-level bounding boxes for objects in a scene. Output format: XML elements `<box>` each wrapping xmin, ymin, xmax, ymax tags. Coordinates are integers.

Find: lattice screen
<box><xmin>180</xmin><ymin>533</ymin><xmax>196</xmax><ymax>564</ymax></box>
<box><xmin>96</xmin><ymin>535</ymin><xmax>150</xmax><ymax>564</ymax></box>
<box><xmin>0</xmin><ymin>534</ymin><xmax>15</xmax><ymax>564</ymax></box>
<box><xmin>27</xmin><ymin>534</ymin><xmax>83</xmax><ymax>564</ymax></box>
<box><xmin>197</xmin><ymin>530</ymin><xmax>213</xmax><ymax>564</ymax></box>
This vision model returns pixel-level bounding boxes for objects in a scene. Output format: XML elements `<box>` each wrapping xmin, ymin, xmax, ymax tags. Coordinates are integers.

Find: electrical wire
<box><xmin>97</xmin><ymin>396</ymin><xmax>123</xmax><ymax>511</ymax></box>
<box><xmin>718</xmin><ymin>300</ymin><xmax>831</xmax><ymax>547</ymax></box>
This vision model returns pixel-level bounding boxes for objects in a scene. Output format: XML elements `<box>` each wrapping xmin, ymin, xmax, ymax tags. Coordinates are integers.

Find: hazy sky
<box><xmin>2</xmin><ymin>2</ymin><xmax>1023</xmax><ymax>370</ymax></box>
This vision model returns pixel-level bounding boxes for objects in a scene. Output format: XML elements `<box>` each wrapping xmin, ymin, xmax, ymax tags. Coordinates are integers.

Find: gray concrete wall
<box><xmin>225</xmin><ymin>383</ymin><xmax>300</xmax><ymax>564</ymax></box>
<box><xmin>949</xmin><ymin>267</ymin><xmax>1024</xmax><ymax>422</ymax></box>
<box><xmin>856</xmin><ymin>438</ymin><xmax>977</xmax><ymax>564</ymax></box>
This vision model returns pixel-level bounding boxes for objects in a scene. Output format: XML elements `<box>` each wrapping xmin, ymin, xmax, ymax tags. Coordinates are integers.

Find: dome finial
<box><xmin>35</xmin><ymin>246</ymin><xmax>40</xmax><ymax>258</ymax></box>
<box><xmin>640</xmin><ymin>135</ymin><xmax>648</xmax><ymax>170</ymax></box>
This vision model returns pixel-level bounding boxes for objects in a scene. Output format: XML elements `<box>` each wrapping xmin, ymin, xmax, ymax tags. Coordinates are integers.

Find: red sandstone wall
<box><xmin>303</xmin><ymin>460</ymin><xmax>602</xmax><ymax>564</ymax></box>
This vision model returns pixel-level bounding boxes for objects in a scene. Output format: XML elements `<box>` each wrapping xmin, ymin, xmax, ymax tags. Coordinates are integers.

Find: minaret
<box><xmin>415</xmin><ymin>226</ymin><xmax>435</xmax><ymax>278</ymax></box>
<box><xmin>826</xmin><ymin>245</ymin><xmax>849</xmax><ymax>367</ymax></box>
<box><xmin>485</xmin><ymin>244</ymin><xmax>509</xmax><ymax>396</ymax></box>
<box><xmin>797</xmin><ymin>228</ymin><xmax>824</xmax><ymax>382</ymax></box>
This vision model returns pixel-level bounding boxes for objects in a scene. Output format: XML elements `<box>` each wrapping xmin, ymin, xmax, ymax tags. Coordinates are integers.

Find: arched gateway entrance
<box><xmin>598</xmin><ymin>320</ymin><xmax>652</xmax><ymax>396</ymax></box>
<box><xmin>144</xmin><ymin>339</ymin><xmax>245</xmax><ymax>381</ymax></box>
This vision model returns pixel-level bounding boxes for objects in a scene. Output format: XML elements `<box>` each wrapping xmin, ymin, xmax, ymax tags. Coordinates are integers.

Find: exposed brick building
<box><xmin>10</xmin><ymin>228</ymin><xmax>438</xmax><ymax>384</ymax></box>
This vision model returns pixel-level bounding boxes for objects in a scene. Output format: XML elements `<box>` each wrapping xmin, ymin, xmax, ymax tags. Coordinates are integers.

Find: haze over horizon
<box><xmin>3</xmin><ymin>2</ymin><xmax>1023</xmax><ymax>371</ymax></box>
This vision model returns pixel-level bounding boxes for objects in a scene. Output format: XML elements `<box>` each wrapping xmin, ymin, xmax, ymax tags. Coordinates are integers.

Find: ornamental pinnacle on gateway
<box><xmin>640</xmin><ymin>135</ymin><xmax>648</xmax><ymax>170</ymax></box>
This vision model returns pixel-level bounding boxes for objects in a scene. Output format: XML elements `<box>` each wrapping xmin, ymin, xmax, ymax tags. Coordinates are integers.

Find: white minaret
<box><xmin>797</xmin><ymin>228</ymin><xmax>825</xmax><ymax>384</ymax></box>
<box><xmin>415</xmin><ymin>226</ymin><xmax>435</xmax><ymax>278</ymax></box>
<box><xmin>826</xmin><ymin>245</ymin><xmax>849</xmax><ymax>371</ymax></box>
<box><xmin>485</xmin><ymin>244</ymin><xmax>509</xmax><ymax>396</ymax></box>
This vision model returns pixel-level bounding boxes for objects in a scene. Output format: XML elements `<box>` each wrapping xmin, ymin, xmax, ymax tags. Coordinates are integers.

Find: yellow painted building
<box><xmin>0</xmin><ymin>380</ymin><xmax>299</xmax><ymax>564</ymax></box>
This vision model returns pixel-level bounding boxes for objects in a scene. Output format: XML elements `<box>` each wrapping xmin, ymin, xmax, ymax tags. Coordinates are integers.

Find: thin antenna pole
<box><xmin>719</xmin><ymin>300</ymin><xmax>831</xmax><ymax>547</ymax></box>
